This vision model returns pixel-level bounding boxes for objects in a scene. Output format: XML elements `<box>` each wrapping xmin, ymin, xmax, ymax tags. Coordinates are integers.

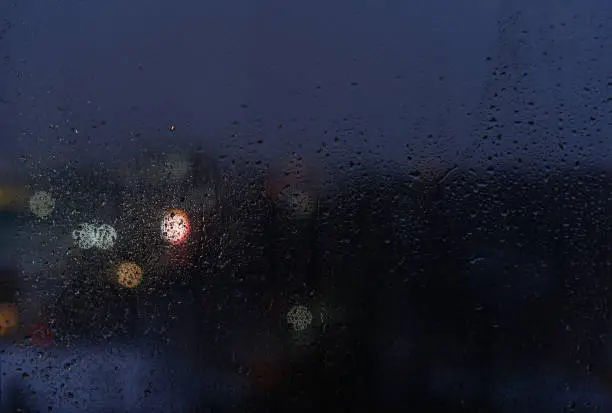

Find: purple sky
<box><xmin>1</xmin><ymin>0</ymin><xmax>507</xmax><ymax>171</ymax></box>
<box><xmin>3</xmin><ymin>0</ymin><xmax>611</xmax><ymax>174</ymax></box>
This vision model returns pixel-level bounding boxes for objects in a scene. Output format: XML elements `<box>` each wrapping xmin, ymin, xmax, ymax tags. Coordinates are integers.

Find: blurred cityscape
<box><xmin>2</xmin><ymin>0</ymin><xmax>612</xmax><ymax>411</ymax></box>
<box><xmin>1</xmin><ymin>149</ymin><xmax>612</xmax><ymax>411</ymax></box>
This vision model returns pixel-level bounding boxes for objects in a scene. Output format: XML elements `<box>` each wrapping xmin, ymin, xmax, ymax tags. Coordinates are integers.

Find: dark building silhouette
<box><xmin>4</xmin><ymin>151</ymin><xmax>612</xmax><ymax>412</ymax></box>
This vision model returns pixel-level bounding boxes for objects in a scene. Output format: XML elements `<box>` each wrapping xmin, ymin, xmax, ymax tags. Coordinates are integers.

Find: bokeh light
<box><xmin>0</xmin><ymin>303</ymin><xmax>19</xmax><ymax>337</ymax></box>
<box><xmin>96</xmin><ymin>224</ymin><xmax>119</xmax><ymax>250</ymax></box>
<box><xmin>286</xmin><ymin>305</ymin><xmax>313</xmax><ymax>332</ymax></box>
<box><xmin>161</xmin><ymin>209</ymin><xmax>191</xmax><ymax>245</ymax></box>
<box><xmin>29</xmin><ymin>190</ymin><xmax>55</xmax><ymax>218</ymax></box>
<box><xmin>72</xmin><ymin>223</ymin><xmax>118</xmax><ymax>250</ymax></box>
<box><xmin>117</xmin><ymin>262</ymin><xmax>143</xmax><ymax>288</ymax></box>
<box><xmin>72</xmin><ymin>223</ymin><xmax>97</xmax><ymax>249</ymax></box>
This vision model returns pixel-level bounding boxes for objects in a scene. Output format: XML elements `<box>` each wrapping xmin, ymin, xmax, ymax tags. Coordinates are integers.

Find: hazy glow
<box><xmin>161</xmin><ymin>209</ymin><xmax>191</xmax><ymax>245</ymax></box>
<box><xmin>117</xmin><ymin>262</ymin><xmax>143</xmax><ymax>288</ymax></box>
<box><xmin>281</xmin><ymin>186</ymin><xmax>315</xmax><ymax>219</ymax></box>
<box><xmin>29</xmin><ymin>191</ymin><xmax>55</xmax><ymax>218</ymax></box>
<box><xmin>0</xmin><ymin>303</ymin><xmax>19</xmax><ymax>337</ymax></box>
<box><xmin>96</xmin><ymin>224</ymin><xmax>118</xmax><ymax>249</ymax></box>
<box><xmin>286</xmin><ymin>305</ymin><xmax>313</xmax><ymax>332</ymax></box>
<box><xmin>0</xmin><ymin>186</ymin><xmax>26</xmax><ymax>209</ymax></box>
<box><xmin>73</xmin><ymin>223</ymin><xmax>97</xmax><ymax>249</ymax></box>
<box><xmin>72</xmin><ymin>223</ymin><xmax>118</xmax><ymax>250</ymax></box>
<box><xmin>30</xmin><ymin>323</ymin><xmax>54</xmax><ymax>347</ymax></box>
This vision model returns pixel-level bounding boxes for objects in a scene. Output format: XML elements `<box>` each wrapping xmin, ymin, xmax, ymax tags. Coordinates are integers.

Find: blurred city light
<box><xmin>72</xmin><ymin>223</ymin><xmax>118</xmax><ymax>250</ymax></box>
<box><xmin>117</xmin><ymin>262</ymin><xmax>144</xmax><ymax>288</ymax></box>
<box><xmin>29</xmin><ymin>190</ymin><xmax>55</xmax><ymax>219</ymax></box>
<box><xmin>161</xmin><ymin>209</ymin><xmax>191</xmax><ymax>245</ymax></box>
<box><xmin>0</xmin><ymin>302</ymin><xmax>19</xmax><ymax>337</ymax></box>
<box><xmin>286</xmin><ymin>305</ymin><xmax>313</xmax><ymax>332</ymax></box>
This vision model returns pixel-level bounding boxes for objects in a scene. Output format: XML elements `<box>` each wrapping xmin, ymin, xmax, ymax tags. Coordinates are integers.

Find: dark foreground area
<box><xmin>2</xmin><ymin>152</ymin><xmax>612</xmax><ymax>412</ymax></box>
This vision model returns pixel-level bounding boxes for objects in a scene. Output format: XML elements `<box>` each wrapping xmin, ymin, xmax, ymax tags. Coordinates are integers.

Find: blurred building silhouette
<box><xmin>2</xmin><ymin>150</ymin><xmax>612</xmax><ymax>412</ymax></box>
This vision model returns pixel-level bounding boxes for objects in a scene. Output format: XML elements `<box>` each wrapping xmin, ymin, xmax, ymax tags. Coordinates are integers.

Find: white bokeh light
<box><xmin>29</xmin><ymin>191</ymin><xmax>55</xmax><ymax>218</ymax></box>
<box><xmin>72</xmin><ymin>223</ymin><xmax>118</xmax><ymax>250</ymax></box>
<box><xmin>73</xmin><ymin>223</ymin><xmax>97</xmax><ymax>249</ymax></box>
<box><xmin>96</xmin><ymin>224</ymin><xmax>118</xmax><ymax>250</ymax></box>
<box><xmin>286</xmin><ymin>305</ymin><xmax>313</xmax><ymax>332</ymax></box>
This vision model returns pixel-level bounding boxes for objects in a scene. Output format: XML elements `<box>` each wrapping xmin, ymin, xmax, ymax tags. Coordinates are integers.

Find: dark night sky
<box><xmin>2</xmin><ymin>0</ymin><xmax>610</xmax><ymax>176</ymax></box>
<box><xmin>1</xmin><ymin>0</ymin><xmax>507</xmax><ymax>168</ymax></box>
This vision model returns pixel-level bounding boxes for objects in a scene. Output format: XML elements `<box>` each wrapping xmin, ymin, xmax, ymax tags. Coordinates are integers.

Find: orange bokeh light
<box><xmin>0</xmin><ymin>303</ymin><xmax>19</xmax><ymax>337</ymax></box>
<box><xmin>117</xmin><ymin>262</ymin><xmax>144</xmax><ymax>288</ymax></box>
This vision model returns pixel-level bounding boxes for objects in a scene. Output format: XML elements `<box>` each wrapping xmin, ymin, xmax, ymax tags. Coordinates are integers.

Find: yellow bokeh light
<box><xmin>0</xmin><ymin>186</ymin><xmax>26</xmax><ymax>210</ymax></box>
<box><xmin>0</xmin><ymin>303</ymin><xmax>19</xmax><ymax>337</ymax></box>
<box><xmin>117</xmin><ymin>262</ymin><xmax>143</xmax><ymax>288</ymax></box>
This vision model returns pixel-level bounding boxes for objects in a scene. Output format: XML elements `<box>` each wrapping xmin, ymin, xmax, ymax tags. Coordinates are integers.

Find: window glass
<box><xmin>1</xmin><ymin>0</ymin><xmax>611</xmax><ymax>411</ymax></box>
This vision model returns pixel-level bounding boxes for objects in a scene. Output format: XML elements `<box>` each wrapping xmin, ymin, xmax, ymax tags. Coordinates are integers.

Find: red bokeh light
<box><xmin>161</xmin><ymin>209</ymin><xmax>191</xmax><ymax>245</ymax></box>
<box><xmin>30</xmin><ymin>323</ymin><xmax>54</xmax><ymax>348</ymax></box>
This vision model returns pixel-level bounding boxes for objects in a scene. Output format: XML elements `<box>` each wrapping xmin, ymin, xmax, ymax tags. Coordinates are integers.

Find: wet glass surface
<box><xmin>2</xmin><ymin>0</ymin><xmax>612</xmax><ymax>412</ymax></box>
